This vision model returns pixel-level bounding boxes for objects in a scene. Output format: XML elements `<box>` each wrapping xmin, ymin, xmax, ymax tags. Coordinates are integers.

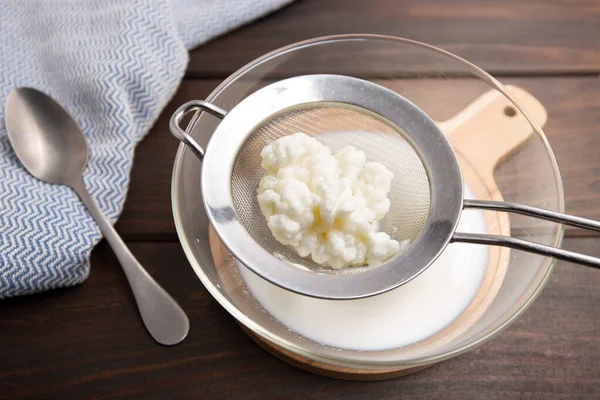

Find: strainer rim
<box><xmin>201</xmin><ymin>73</ymin><xmax>464</xmax><ymax>300</ymax></box>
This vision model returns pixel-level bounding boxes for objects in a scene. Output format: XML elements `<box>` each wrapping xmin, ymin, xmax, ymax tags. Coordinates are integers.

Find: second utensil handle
<box><xmin>453</xmin><ymin>232</ymin><xmax>600</xmax><ymax>269</ymax></box>
<box><xmin>70</xmin><ymin>179</ymin><xmax>189</xmax><ymax>346</ymax></box>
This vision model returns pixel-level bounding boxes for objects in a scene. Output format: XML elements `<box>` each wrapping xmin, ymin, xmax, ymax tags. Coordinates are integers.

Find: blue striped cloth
<box><xmin>0</xmin><ymin>0</ymin><xmax>292</xmax><ymax>298</ymax></box>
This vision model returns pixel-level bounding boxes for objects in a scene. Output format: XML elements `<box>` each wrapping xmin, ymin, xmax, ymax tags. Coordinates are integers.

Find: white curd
<box><xmin>257</xmin><ymin>132</ymin><xmax>401</xmax><ymax>269</ymax></box>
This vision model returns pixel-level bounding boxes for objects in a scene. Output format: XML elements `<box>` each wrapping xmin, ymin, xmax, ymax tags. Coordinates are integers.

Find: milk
<box><xmin>239</xmin><ymin>185</ymin><xmax>488</xmax><ymax>351</ymax></box>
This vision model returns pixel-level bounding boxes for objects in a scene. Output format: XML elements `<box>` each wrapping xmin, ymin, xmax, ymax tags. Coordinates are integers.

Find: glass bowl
<box><xmin>171</xmin><ymin>35</ymin><xmax>564</xmax><ymax>371</ymax></box>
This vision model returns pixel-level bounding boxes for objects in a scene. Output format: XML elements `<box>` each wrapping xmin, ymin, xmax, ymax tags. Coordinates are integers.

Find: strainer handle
<box><xmin>169</xmin><ymin>100</ymin><xmax>227</xmax><ymax>160</ymax></box>
<box><xmin>463</xmin><ymin>199</ymin><xmax>600</xmax><ymax>232</ymax></box>
<box><xmin>453</xmin><ymin>199</ymin><xmax>600</xmax><ymax>269</ymax></box>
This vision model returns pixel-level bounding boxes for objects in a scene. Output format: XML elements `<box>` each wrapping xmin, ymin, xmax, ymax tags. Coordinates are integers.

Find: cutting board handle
<box><xmin>439</xmin><ymin>85</ymin><xmax>548</xmax><ymax>200</ymax></box>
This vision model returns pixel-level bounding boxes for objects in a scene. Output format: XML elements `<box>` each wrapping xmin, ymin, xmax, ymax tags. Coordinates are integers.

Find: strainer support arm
<box><xmin>454</xmin><ymin>199</ymin><xmax>600</xmax><ymax>269</ymax></box>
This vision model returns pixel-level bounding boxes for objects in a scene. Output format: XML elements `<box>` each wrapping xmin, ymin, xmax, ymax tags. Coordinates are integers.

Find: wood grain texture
<box><xmin>117</xmin><ymin>77</ymin><xmax>600</xmax><ymax>240</ymax></box>
<box><xmin>186</xmin><ymin>0</ymin><xmax>600</xmax><ymax>77</ymax></box>
<box><xmin>0</xmin><ymin>239</ymin><xmax>598</xmax><ymax>399</ymax></box>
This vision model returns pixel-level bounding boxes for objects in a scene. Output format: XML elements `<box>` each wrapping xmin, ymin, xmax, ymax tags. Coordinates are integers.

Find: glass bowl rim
<box><xmin>171</xmin><ymin>34</ymin><xmax>565</xmax><ymax>369</ymax></box>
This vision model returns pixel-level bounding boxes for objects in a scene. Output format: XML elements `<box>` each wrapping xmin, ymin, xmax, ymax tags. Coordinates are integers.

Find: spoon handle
<box><xmin>70</xmin><ymin>179</ymin><xmax>189</xmax><ymax>345</ymax></box>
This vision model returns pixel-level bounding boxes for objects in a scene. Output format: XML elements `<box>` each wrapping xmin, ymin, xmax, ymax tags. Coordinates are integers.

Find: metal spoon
<box><xmin>4</xmin><ymin>87</ymin><xmax>189</xmax><ymax>346</ymax></box>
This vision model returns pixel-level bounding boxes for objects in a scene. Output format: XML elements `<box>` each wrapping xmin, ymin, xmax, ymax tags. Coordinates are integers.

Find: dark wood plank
<box><xmin>0</xmin><ymin>238</ymin><xmax>598</xmax><ymax>399</ymax></box>
<box><xmin>187</xmin><ymin>0</ymin><xmax>600</xmax><ymax>77</ymax></box>
<box><xmin>117</xmin><ymin>76</ymin><xmax>600</xmax><ymax>239</ymax></box>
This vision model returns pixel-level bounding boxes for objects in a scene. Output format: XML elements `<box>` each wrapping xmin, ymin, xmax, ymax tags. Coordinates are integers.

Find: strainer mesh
<box><xmin>231</xmin><ymin>104</ymin><xmax>431</xmax><ymax>275</ymax></box>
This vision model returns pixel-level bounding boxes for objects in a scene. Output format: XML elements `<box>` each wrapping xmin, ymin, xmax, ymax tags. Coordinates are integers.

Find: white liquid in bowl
<box><xmin>239</xmin><ymin>185</ymin><xmax>488</xmax><ymax>351</ymax></box>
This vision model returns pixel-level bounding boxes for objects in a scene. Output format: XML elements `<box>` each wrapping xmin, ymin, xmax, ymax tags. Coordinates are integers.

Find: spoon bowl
<box><xmin>5</xmin><ymin>88</ymin><xmax>88</xmax><ymax>185</ymax></box>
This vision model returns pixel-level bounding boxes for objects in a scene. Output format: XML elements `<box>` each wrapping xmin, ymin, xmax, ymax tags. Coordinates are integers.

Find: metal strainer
<box><xmin>170</xmin><ymin>74</ymin><xmax>600</xmax><ymax>300</ymax></box>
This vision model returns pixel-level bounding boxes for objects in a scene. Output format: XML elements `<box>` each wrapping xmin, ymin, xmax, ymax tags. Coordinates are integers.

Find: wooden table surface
<box><xmin>2</xmin><ymin>1</ymin><xmax>600</xmax><ymax>399</ymax></box>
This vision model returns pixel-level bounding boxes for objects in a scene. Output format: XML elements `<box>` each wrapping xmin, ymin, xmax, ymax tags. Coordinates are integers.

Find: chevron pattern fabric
<box><xmin>0</xmin><ymin>0</ymin><xmax>292</xmax><ymax>298</ymax></box>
